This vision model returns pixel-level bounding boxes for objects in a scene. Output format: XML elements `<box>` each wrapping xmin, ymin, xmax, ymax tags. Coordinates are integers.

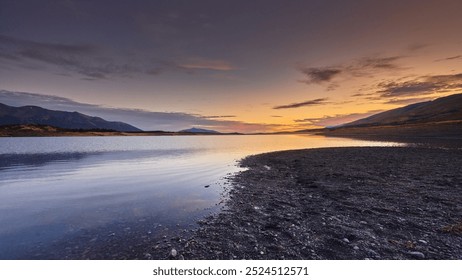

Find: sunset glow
<box><xmin>1</xmin><ymin>0</ymin><xmax>461</xmax><ymax>132</ymax></box>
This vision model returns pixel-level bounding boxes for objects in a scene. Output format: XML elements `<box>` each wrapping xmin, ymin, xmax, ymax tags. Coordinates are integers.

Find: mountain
<box><xmin>0</xmin><ymin>103</ymin><xmax>142</xmax><ymax>132</ymax></box>
<box><xmin>179</xmin><ymin>127</ymin><xmax>220</xmax><ymax>134</ymax></box>
<box><xmin>342</xmin><ymin>94</ymin><xmax>462</xmax><ymax>127</ymax></box>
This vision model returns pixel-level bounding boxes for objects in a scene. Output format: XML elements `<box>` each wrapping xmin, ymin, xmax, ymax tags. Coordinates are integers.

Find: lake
<box><xmin>0</xmin><ymin>134</ymin><xmax>403</xmax><ymax>259</ymax></box>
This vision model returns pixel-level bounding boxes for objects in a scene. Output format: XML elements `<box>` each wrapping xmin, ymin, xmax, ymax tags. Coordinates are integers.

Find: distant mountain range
<box><xmin>0</xmin><ymin>103</ymin><xmax>141</xmax><ymax>132</ymax></box>
<box><xmin>179</xmin><ymin>127</ymin><xmax>220</xmax><ymax>134</ymax></box>
<box><xmin>342</xmin><ymin>94</ymin><xmax>462</xmax><ymax>127</ymax></box>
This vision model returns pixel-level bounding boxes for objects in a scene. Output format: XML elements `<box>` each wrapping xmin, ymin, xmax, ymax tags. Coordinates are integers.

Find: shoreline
<box><xmin>6</xmin><ymin>145</ymin><xmax>462</xmax><ymax>260</ymax></box>
<box><xmin>178</xmin><ymin>146</ymin><xmax>462</xmax><ymax>259</ymax></box>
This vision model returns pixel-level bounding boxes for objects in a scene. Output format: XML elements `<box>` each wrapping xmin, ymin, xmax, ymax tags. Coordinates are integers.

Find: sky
<box><xmin>1</xmin><ymin>0</ymin><xmax>462</xmax><ymax>132</ymax></box>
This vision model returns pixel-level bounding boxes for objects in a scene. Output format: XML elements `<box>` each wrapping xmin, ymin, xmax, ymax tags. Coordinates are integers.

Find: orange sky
<box><xmin>1</xmin><ymin>0</ymin><xmax>462</xmax><ymax>132</ymax></box>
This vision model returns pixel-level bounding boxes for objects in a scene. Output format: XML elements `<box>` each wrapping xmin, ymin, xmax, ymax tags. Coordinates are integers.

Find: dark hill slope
<box><xmin>0</xmin><ymin>103</ymin><xmax>141</xmax><ymax>132</ymax></box>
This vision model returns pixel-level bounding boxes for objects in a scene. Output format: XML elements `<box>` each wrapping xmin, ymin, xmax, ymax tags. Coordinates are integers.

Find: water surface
<box><xmin>0</xmin><ymin>134</ymin><xmax>403</xmax><ymax>259</ymax></box>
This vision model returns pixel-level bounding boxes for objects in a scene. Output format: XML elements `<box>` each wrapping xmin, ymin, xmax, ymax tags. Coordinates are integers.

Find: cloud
<box><xmin>272</xmin><ymin>98</ymin><xmax>328</xmax><ymax>109</ymax></box>
<box><xmin>355</xmin><ymin>56</ymin><xmax>402</xmax><ymax>71</ymax></box>
<box><xmin>178</xmin><ymin>58</ymin><xmax>235</xmax><ymax>71</ymax></box>
<box><xmin>407</xmin><ymin>43</ymin><xmax>429</xmax><ymax>52</ymax></box>
<box><xmin>0</xmin><ymin>89</ymin><xmax>278</xmax><ymax>133</ymax></box>
<box><xmin>383</xmin><ymin>97</ymin><xmax>432</xmax><ymax>105</ymax></box>
<box><xmin>435</xmin><ymin>55</ymin><xmax>462</xmax><ymax>62</ymax></box>
<box><xmin>0</xmin><ymin>35</ymin><xmax>136</xmax><ymax>80</ymax></box>
<box><xmin>298</xmin><ymin>55</ymin><xmax>404</xmax><ymax>88</ymax></box>
<box><xmin>0</xmin><ymin>35</ymin><xmax>234</xmax><ymax>80</ymax></box>
<box><xmin>202</xmin><ymin>115</ymin><xmax>236</xmax><ymax>119</ymax></box>
<box><xmin>378</xmin><ymin>73</ymin><xmax>462</xmax><ymax>97</ymax></box>
<box><xmin>293</xmin><ymin>110</ymin><xmax>383</xmax><ymax>127</ymax></box>
<box><xmin>298</xmin><ymin>67</ymin><xmax>342</xmax><ymax>84</ymax></box>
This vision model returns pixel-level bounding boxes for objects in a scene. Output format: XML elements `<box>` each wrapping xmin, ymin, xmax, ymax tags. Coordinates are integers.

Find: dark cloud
<box><xmin>271</xmin><ymin>115</ymin><xmax>282</xmax><ymax>118</ymax></box>
<box><xmin>298</xmin><ymin>68</ymin><xmax>342</xmax><ymax>84</ymax></box>
<box><xmin>378</xmin><ymin>73</ymin><xmax>462</xmax><ymax>97</ymax></box>
<box><xmin>0</xmin><ymin>90</ymin><xmax>277</xmax><ymax>132</ymax></box>
<box><xmin>298</xmin><ymin>55</ymin><xmax>404</xmax><ymax>88</ymax></box>
<box><xmin>273</xmin><ymin>98</ymin><xmax>328</xmax><ymax>109</ymax></box>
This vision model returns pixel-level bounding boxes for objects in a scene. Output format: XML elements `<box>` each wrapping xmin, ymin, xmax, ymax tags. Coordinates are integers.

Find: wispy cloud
<box><xmin>178</xmin><ymin>58</ymin><xmax>235</xmax><ymax>71</ymax></box>
<box><xmin>355</xmin><ymin>56</ymin><xmax>403</xmax><ymax>71</ymax></box>
<box><xmin>272</xmin><ymin>98</ymin><xmax>328</xmax><ymax>110</ymax></box>
<box><xmin>294</xmin><ymin>110</ymin><xmax>383</xmax><ymax>127</ymax></box>
<box><xmin>383</xmin><ymin>97</ymin><xmax>432</xmax><ymax>105</ymax></box>
<box><xmin>0</xmin><ymin>35</ymin><xmax>235</xmax><ymax>80</ymax></box>
<box><xmin>0</xmin><ymin>90</ymin><xmax>277</xmax><ymax>133</ymax></box>
<box><xmin>435</xmin><ymin>55</ymin><xmax>462</xmax><ymax>62</ymax></box>
<box><xmin>0</xmin><ymin>35</ymin><xmax>142</xmax><ymax>80</ymax></box>
<box><xmin>407</xmin><ymin>43</ymin><xmax>429</xmax><ymax>52</ymax></box>
<box><xmin>202</xmin><ymin>115</ymin><xmax>236</xmax><ymax>119</ymax></box>
<box><xmin>378</xmin><ymin>73</ymin><xmax>462</xmax><ymax>97</ymax></box>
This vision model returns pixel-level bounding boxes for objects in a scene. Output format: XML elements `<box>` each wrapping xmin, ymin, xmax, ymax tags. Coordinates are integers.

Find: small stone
<box><xmin>353</xmin><ymin>246</ymin><xmax>359</xmax><ymax>250</ymax></box>
<box><xmin>343</xmin><ymin>238</ymin><xmax>350</xmax><ymax>243</ymax></box>
<box><xmin>360</xmin><ymin>221</ymin><xmax>368</xmax><ymax>225</ymax></box>
<box><xmin>179</xmin><ymin>255</ymin><xmax>184</xmax><ymax>260</ymax></box>
<box><xmin>204</xmin><ymin>185</ymin><xmax>210</xmax><ymax>188</ymax></box>
<box><xmin>170</xmin><ymin>248</ymin><xmax>178</xmax><ymax>257</ymax></box>
<box><xmin>408</xmin><ymin>251</ymin><xmax>425</xmax><ymax>258</ymax></box>
<box><xmin>260</xmin><ymin>251</ymin><xmax>265</xmax><ymax>255</ymax></box>
<box><xmin>418</xmin><ymin>240</ymin><xmax>428</xmax><ymax>245</ymax></box>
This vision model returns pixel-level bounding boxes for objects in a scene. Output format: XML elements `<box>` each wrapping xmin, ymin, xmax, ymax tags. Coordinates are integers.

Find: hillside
<box><xmin>0</xmin><ymin>103</ymin><xmax>141</xmax><ymax>132</ymax></box>
<box><xmin>311</xmin><ymin>94</ymin><xmax>462</xmax><ymax>142</ymax></box>
<box><xmin>343</xmin><ymin>94</ymin><xmax>462</xmax><ymax>127</ymax></box>
<box><xmin>179</xmin><ymin>127</ymin><xmax>220</xmax><ymax>134</ymax></box>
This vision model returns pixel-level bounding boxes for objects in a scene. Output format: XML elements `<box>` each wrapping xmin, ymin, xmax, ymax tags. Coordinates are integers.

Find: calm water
<box><xmin>0</xmin><ymin>135</ymin><xmax>403</xmax><ymax>259</ymax></box>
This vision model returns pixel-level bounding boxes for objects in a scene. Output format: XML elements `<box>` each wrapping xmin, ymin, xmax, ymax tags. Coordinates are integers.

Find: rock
<box><xmin>418</xmin><ymin>240</ymin><xmax>428</xmax><ymax>245</ymax></box>
<box><xmin>204</xmin><ymin>185</ymin><xmax>210</xmax><ymax>188</ymax></box>
<box><xmin>408</xmin><ymin>251</ymin><xmax>425</xmax><ymax>259</ymax></box>
<box><xmin>170</xmin><ymin>248</ymin><xmax>178</xmax><ymax>257</ymax></box>
<box><xmin>343</xmin><ymin>238</ymin><xmax>350</xmax><ymax>243</ymax></box>
<box><xmin>353</xmin><ymin>246</ymin><xmax>359</xmax><ymax>250</ymax></box>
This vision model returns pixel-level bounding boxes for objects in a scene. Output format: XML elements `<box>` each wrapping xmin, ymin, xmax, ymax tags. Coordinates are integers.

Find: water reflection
<box><xmin>0</xmin><ymin>134</ymin><xmax>404</xmax><ymax>259</ymax></box>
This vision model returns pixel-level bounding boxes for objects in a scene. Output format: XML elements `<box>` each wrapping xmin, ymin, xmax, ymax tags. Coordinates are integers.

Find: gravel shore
<box><xmin>180</xmin><ymin>147</ymin><xmax>462</xmax><ymax>259</ymax></box>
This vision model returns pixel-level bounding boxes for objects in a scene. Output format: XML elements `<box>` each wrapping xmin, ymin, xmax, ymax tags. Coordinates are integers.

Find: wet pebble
<box><xmin>408</xmin><ymin>251</ymin><xmax>425</xmax><ymax>259</ymax></box>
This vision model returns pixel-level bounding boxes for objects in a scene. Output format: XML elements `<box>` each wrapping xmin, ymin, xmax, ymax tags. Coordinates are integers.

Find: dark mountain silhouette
<box><xmin>342</xmin><ymin>94</ymin><xmax>462</xmax><ymax>127</ymax></box>
<box><xmin>179</xmin><ymin>127</ymin><xmax>220</xmax><ymax>134</ymax></box>
<box><xmin>0</xmin><ymin>103</ymin><xmax>141</xmax><ymax>132</ymax></box>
